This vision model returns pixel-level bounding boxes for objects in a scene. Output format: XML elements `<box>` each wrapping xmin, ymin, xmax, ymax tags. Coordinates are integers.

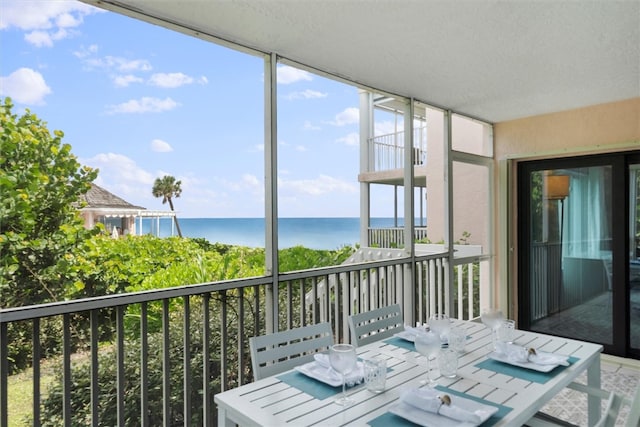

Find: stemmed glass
<box><xmin>414</xmin><ymin>331</ymin><xmax>441</xmax><ymax>387</ymax></box>
<box><xmin>481</xmin><ymin>307</ymin><xmax>504</xmax><ymax>350</ymax></box>
<box><xmin>329</xmin><ymin>343</ymin><xmax>358</xmax><ymax>406</ymax></box>
<box><xmin>429</xmin><ymin>313</ymin><xmax>451</xmax><ymax>343</ymax></box>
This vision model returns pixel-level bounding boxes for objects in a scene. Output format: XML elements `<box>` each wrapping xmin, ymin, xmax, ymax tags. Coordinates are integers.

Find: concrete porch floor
<box><xmin>539</xmin><ymin>354</ymin><xmax>640</xmax><ymax>426</ymax></box>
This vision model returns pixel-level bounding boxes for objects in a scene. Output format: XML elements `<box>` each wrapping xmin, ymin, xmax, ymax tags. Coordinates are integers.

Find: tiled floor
<box><xmin>538</xmin><ymin>355</ymin><xmax>640</xmax><ymax>426</ymax></box>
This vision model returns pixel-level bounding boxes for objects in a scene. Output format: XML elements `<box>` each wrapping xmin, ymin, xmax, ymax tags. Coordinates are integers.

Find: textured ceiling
<box><xmin>87</xmin><ymin>0</ymin><xmax>640</xmax><ymax>124</ymax></box>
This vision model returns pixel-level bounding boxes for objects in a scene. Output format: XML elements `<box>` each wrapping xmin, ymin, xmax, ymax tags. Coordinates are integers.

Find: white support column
<box><xmin>444</xmin><ymin>111</ymin><xmax>455</xmax><ymax>316</ymax></box>
<box><xmin>359</xmin><ymin>90</ymin><xmax>373</xmax><ymax>247</ymax></box>
<box><xmin>264</xmin><ymin>53</ymin><xmax>279</xmax><ymax>334</ymax></box>
<box><xmin>403</xmin><ymin>99</ymin><xmax>416</xmax><ymax>324</ymax></box>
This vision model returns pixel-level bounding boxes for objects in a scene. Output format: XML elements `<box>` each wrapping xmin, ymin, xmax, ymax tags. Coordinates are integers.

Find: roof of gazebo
<box><xmin>79</xmin><ymin>183</ymin><xmax>146</xmax><ymax>210</ymax></box>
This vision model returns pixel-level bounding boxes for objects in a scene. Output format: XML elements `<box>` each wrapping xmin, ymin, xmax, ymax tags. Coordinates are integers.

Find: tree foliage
<box><xmin>152</xmin><ymin>175</ymin><xmax>183</xmax><ymax>237</ymax></box>
<box><xmin>0</xmin><ymin>98</ymin><xmax>98</xmax><ymax>308</ymax></box>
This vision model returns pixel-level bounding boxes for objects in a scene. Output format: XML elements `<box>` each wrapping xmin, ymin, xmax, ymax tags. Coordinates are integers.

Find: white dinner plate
<box><xmin>487</xmin><ymin>351</ymin><xmax>565</xmax><ymax>372</ymax></box>
<box><xmin>394</xmin><ymin>331</ymin><xmax>418</xmax><ymax>342</ymax></box>
<box><xmin>394</xmin><ymin>330</ymin><xmax>449</xmax><ymax>346</ymax></box>
<box><xmin>294</xmin><ymin>361</ymin><xmax>363</xmax><ymax>387</ymax></box>
<box><xmin>389</xmin><ymin>395</ymin><xmax>499</xmax><ymax>427</ymax></box>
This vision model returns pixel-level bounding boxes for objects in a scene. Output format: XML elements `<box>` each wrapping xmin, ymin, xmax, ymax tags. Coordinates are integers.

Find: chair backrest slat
<box><xmin>624</xmin><ymin>379</ymin><xmax>640</xmax><ymax>427</ymax></box>
<box><xmin>348</xmin><ymin>304</ymin><xmax>403</xmax><ymax>347</ymax></box>
<box><xmin>249</xmin><ymin>322</ymin><xmax>333</xmax><ymax>381</ymax></box>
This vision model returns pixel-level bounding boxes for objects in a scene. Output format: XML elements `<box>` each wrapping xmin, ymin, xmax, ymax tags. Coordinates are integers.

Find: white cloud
<box><xmin>279</xmin><ymin>174</ymin><xmax>357</xmax><ymax>196</ymax></box>
<box><xmin>0</xmin><ymin>0</ymin><xmax>103</xmax><ymax>46</ymax></box>
<box><xmin>73</xmin><ymin>44</ymin><xmax>98</xmax><ymax>58</ymax></box>
<box><xmin>286</xmin><ymin>89</ymin><xmax>327</xmax><ymax>100</ymax></box>
<box><xmin>295</xmin><ymin>145</ymin><xmax>307</xmax><ymax>152</ymax></box>
<box><xmin>0</xmin><ymin>68</ymin><xmax>51</xmax><ymax>105</ymax></box>
<box><xmin>148</xmin><ymin>72</ymin><xmax>194</xmax><ymax>88</ymax></box>
<box><xmin>303</xmin><ymin>120</ymin><xmax>321</xmax><ymax>131</ymax></box>
<box><xmin>113</xmin><ymin>74</ymin><xmax>143</xmax><ymax>88</ymax></box>
<box><xmin>277</xmin><ymin>65</ymin><xmax>313</xmax><ymax>84</ymax></box>
<box><xmin>105</xmin><ymin>97</ymin><xmax>180</xmax><ymax>114</ymax></box>
<box><xmin>337</xmin><ymin>132</ymin><xmax>359</xmax><ymax>147</ymax></box>
<box><xmin>83</xmin><ymin>152</ymin><xmax>155</xmax><ymax>186</ymax></box>
<box><xmin>330</xmin><ymin>107</ymin><xmax>359</xmax><ymax>126</ymax></box>
<box><xmin>151</xmin><ymin>139</ymin><xmax>173</xmax><ymax>152</ymax></box>
<box><xmin>85</xmin><ymin>56</ymin><xmax>152</xmax><ymax>72</ymax></box>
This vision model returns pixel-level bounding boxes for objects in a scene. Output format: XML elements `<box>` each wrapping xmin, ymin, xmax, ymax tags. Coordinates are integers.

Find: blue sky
<box><xmin>1</xmin><ymin>1</ymin><xmax>398</xmax><ymax>218</ymax></box>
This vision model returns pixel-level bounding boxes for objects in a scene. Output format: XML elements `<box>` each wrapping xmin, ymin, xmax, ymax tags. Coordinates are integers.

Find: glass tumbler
<box><xmin>363</xmin><ymin>357</ymin><xmax>387</xmax><ymax>393</ymax></box>
<box><xmin>448</xmin><ymin>326</ymin><xmax>466</xmax><ymax>353</ymax></box>
<box><xmin>437</xmin><ymin>348</ymin><xmax>458</xmax><ymax>378</ymax></box>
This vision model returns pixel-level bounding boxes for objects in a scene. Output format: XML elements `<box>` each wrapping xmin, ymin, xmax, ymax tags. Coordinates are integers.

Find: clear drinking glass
<box><xmin>429</xmin><ymin>313</ymin><xmax>451</xmax><ymax>342</ymax></box>
<box><xmin>495</xmin><ymin>319</ymin><xmax>516</xmax><ymax>344</ymax></box>
<box><xmin>363</xmin><ymin>357</ymin><xmax>386</xmax><ymax>393</ymax></box>
<box><xmin>414</xmin><ymin>331</ymin><xmax>441</xmax><ymax>387</ymax></box>
<box><xmin>448</xmin><ymin>325</ymin><xmax>466</xmax><ymax>353</ymax></box>
<box><xmin>437</xmin><ymin>348</ymin><xmax>459</xmax><ymax>378</ymax></box>
<box><xmin>481</xmin><ymin>307</ymin><xmax>505</xmax><ymax>350</ymax></box>
<box><xmin>329</xmin><ymin>344</ymin><xmax>358</xmax><ymax>406</ymax></box>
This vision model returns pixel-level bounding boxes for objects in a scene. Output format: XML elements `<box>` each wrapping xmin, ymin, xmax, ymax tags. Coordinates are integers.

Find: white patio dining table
<box><xmin>215</xmin><ymin>319</ymin><xmax>603</xmax><ymax>427</ymax></box>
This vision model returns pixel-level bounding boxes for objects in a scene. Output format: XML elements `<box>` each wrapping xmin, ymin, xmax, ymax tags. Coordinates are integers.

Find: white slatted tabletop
<box><xmin>215</xmin><ymin>320</ymin><xmax>603</xmax><ymax>427</ymax></box>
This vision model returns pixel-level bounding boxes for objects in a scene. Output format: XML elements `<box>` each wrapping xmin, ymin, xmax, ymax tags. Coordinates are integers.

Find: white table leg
<box><xmin>587</xmin><ymin>355</ymin><xmax>602</xmax><ymax>426</ymax></box>
<box><xmin>217</xmin><ymin>407</ymin><xmax>233</xmax><ymax>427</ymax></box>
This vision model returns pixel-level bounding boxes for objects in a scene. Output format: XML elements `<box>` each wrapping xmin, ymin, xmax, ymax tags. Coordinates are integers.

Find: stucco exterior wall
<box><xmin>494</xmin><ymin>97</ymin><xmax>640</xmax><ymax>160</ymax></box>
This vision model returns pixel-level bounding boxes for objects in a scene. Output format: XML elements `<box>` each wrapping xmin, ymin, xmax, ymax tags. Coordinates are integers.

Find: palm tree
<box><xmin>152</xmin><ymin>175</ymin><xmax>183</xmax><ymax>237</ymax></box>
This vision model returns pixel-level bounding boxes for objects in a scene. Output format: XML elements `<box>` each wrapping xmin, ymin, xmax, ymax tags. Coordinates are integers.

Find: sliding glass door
<box><xmin>518</xmin><ymin>151</ymin><xmax>639</xmax><ymax>358</ymax></box>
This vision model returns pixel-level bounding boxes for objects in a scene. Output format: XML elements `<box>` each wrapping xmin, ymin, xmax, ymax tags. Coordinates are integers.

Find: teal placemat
<box><xmin>474</xmin><ymin>356</ymin><xmax>579</xmax><ymax>384</ymax></box>
<box><xmin>368</xmin><ymin>385</ymin><xmax>511</xmax><ymax>427</ymax></box>
<box><xmin>277</xmin><ymin>363</ymin><xmax>392</xmax><ymax>400</ymax></box>
<box><xmin>276</xmin><ymin>370</ymin><xmax>347</xmax><ymax>400</ymax></box>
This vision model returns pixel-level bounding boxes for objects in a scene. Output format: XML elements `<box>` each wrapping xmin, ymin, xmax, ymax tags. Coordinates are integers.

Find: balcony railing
<box><xmin>0</xmin><ymin>249</ymin><xmax>485</xmax><ymax>426</ymax></box>
<box><xmin>368</xmin><ymin>127</ymin><xmax>427</xmax><ymax>172</ymax></box>
<box><xmin>368</xmin><ymin>226</ymin><xmax>429</xmax><ymax>248</ymax></box>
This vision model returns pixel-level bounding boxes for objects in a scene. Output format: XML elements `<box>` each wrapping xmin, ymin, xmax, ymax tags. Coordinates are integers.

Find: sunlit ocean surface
<box><xmin>138</xmin><ymin>217</ymin><xmax>406</xmax><ymax>250</ymax></box>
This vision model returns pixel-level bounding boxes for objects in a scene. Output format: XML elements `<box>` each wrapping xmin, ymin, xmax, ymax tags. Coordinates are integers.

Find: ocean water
<box><xmin>139</xmin><ymin>217</ymin><xmax>405</xmax><ymax>250</ymax></box>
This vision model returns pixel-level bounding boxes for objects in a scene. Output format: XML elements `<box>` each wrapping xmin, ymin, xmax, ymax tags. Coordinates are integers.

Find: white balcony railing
<box><xmin>368</xmin><ymin>127</ymin><xmax>427</xmax><ymax>172</ymax></box>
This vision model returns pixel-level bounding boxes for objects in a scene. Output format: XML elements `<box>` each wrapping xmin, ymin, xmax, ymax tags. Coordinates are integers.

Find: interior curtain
<box><xmin>563</xmin><ymin>166</ymin><xmax>610</xmax><ymax>259</ymax></box>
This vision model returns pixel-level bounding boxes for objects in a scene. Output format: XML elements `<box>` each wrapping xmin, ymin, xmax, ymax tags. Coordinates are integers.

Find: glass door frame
<box><xmin>517</xmin><ymin>151</ymin><xmax>635</xmax><ymax>358</ymax></box>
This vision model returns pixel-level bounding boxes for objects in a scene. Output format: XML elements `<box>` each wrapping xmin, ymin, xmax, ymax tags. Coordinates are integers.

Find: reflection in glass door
<box><xmin>630</xmin><ymin>165</ymin><xmax>640</xmax><ymax>351</ymax></box>
<box><xmin>524</xmin><ymin>165</ymin><xmax>613</xmax><ymax>344</ymax></box>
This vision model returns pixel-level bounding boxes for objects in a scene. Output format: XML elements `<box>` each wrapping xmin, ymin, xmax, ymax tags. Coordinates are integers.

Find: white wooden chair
<box><xmin>348</xmin><ymin>304</ymin><xmax>403</xmax><ymax>347</ymax></box>
<box><xmin>249</xmin><ymin>322</ymin><xmax>333</xmax><ymax>381</ymax></box>
<box><xmin>526</xmin><ymin>380</ymin><xmax>640</xmax><ymax>427</ymax></box>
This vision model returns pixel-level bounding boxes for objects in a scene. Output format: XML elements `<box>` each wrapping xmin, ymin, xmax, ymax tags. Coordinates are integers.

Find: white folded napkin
<box><xmin>400</xmin><ymin>388</ymin><xmax>482</xmax><ymax>424</ymax></box>
<box><xmin>404</xmin><ymin>323</ymin><xmax>429</xmax><ymax>337</ymax></box>
<box><xmin>495</xmin><ymin>342</ymin><xmax>569</xmax><ymax>366</ymax></box>
<box><xmin>313</xmin><ymin>354</ymin><xmax>364</xmax><ymax>384</ymax></box>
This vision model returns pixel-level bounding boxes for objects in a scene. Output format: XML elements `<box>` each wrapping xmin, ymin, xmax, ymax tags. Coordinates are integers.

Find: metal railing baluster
<box><xmin>116</xmin><ymin>306</ymin><xmax>125</xmax><ymax>426</ymax></box>
<box><xmin>220</xmin><ymin>291</ymin><xmax>227</xmax><ymax>391</ymax></box>
<box><xmin>237</xmin><ymin>290</ymin><xmax>244</xmax><ymax>385</ymax></box>
<box><xmin>183</xmin><ymin>296</ymin><xmax>191</xmax><ymax>427</ymax></box>
<box><xmin>162</xmin><ymin>299</ymin><xmax>170</xmax><ymax>427</ymax></box>
<box><xmin>0</xmin><ymin>323</ymin><xmax>7</xmax><ymax>427</ymax></box>
<box><xmin>90</xmin><ymin>310</ymin><xmax>99</xmax><ymax>427</ymax></box>
<box><xmin>63</xmin><ymin>314</ymin><xmax>71</xmax><ymax>427</ymax></box>
<box><xmin>140</xmin><ymin>302</ymin><xmax>148</xmax><ymax>427</ymax></box>
<box><xmin>32</xmin><ymin>318</ymin><xmax>41</xmax><ymax>427</ymax></box>
<box><xmin>202</xmin><ymin>294</ymin><xmax>211</xmax><ymax>427</ymax></box>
